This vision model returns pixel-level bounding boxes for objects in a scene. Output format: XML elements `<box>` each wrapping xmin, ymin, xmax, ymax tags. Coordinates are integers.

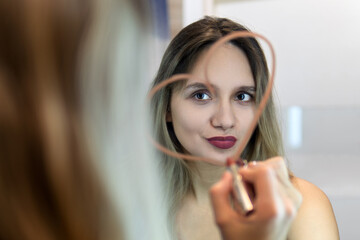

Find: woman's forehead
<box><xmin>185</xmin><ymin>44</ymin><xmax>254</xmax><ymax>89</ymax></box>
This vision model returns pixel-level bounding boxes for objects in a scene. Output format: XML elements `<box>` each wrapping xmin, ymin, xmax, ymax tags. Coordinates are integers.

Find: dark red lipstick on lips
<box><xmin>207</xmin><ymin>136</ymin><xmax>237</xmax><ymax>149</ymax></box>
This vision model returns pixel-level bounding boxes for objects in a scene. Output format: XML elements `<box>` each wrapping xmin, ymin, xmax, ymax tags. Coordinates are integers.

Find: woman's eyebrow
<box><xmin>183</xmin><ymin>82</ymin><xmax>212</xmax><ymax>91</ymax></box>
<box><xmin>183</xmin><ymin>83</ymin><xmax>256</xmax><ymax>92</ymax></box>
<box><xmin>236</xmin><ymin>86</ymin><xmax>256</xmax><ymax>92</ymax></box>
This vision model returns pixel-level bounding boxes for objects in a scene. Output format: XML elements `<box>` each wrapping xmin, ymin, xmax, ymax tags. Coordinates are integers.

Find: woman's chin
<box><xmin>201</xmin><ymin>152</ymin><xmax>234</xmax><ymax>166</ymax></box>
<box><xmin>203</xmin><ymin>159</ymin><xmax>225</xmax><ymax>166</ymax></box>
<box><xmin>185</xmin><ymin>148</ymin><xmax>236</xmax><ymax>166</ymax></box>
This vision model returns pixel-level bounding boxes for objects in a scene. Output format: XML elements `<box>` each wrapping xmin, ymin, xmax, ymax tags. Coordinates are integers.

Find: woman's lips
<box><xmin>207</xmin><ymin>136</ymin><xmax>237</xmax><ymax>149</ymax></box>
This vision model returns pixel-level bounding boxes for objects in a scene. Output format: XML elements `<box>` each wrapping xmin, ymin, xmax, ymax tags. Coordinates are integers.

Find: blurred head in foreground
<box><xmin>0</xmin><ymin>0</ymin><xmax>168</xmax><ymax>239</ymax></box>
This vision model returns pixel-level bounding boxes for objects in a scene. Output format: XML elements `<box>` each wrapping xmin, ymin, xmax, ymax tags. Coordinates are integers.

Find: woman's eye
<box><xmin>236</xmin><ymin>92</ymin><xmax>252</xmax><ymax>102</ymax></box>
<box><xmin>193</xmin><ymin>92</ymin><xmax>211</xmax><ymax>100</ymax></box>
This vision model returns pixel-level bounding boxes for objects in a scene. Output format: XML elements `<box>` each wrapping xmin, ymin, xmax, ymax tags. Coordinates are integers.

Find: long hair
<box><xmin>0</xmin><ymin>0</ymin><xmax>118</xmax><ymax>239</ymax></box>
<box><xmin>151</xmin><ymin>16</ymin><xmax>284</xmax><ymax>231</ymax></box>
<box><xmin>80</xmin><ymin>0</ymin><xmax>171</xmax><ymax>239</ymax></box>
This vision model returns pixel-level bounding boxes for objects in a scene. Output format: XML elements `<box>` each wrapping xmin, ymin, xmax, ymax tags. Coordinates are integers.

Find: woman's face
<box><xmin>167</xmin><ymin>44</ymin><xmax>256</xmax><ymax>164</ymax></box>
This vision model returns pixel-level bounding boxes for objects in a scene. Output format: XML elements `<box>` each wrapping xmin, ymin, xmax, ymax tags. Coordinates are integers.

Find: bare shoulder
<box><xmin>288</xmin><ymin>177</ymin><xmax>339</xmax><ymax>240</ymax></box>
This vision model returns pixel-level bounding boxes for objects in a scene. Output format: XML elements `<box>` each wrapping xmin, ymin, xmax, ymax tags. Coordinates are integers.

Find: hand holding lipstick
<box><xmin>226</xmin><ymin>158</ymin><xmax>253</xmax><ymax>215</ymax></box>
<box><xmin>210</xmin><ymin>157</ymin><xmax>302</xmax><ymax>240</ymax></box>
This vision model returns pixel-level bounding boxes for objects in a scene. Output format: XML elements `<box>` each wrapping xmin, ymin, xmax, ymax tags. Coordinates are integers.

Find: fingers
<box><xmin>245</xmin><ymin>158</ymin><xmax>297</xmax><ymax>199</ymax></box>
<box><xmin>259</xmin><ymin>157</ymin><xmax>303</xmax><ymax>210</ymax></box>
<box><xmin>239</xmin><ymin>157</ymin><xmax>302</xmax><ymax>221</ymax></box>
<box><xmin>210</xmin><ymin>172</ymin><xmax>240</xmax><ymax>226</ymax></box>
<box><xmin>209</xmin><ymin>157</ymin><xmax>302</xmax><ymax>240</ymax></box>
<box><xmin>239</xmin><ymin>163</ymin><xmax>278</xmax><ymax>203</ymax></box>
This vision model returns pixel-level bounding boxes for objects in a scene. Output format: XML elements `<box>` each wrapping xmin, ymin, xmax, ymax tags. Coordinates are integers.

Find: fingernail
<box><xmin>236</xmin><ymin>158</ymin><xmax>245</xmax><ymax>167</ymax></box>
<box><xmin>248</xmin><ymin>161</ymin><xmax>257</xmax><ymax>167</ymax></box>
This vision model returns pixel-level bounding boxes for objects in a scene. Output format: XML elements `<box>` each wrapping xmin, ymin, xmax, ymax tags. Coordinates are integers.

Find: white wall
<box><xmin>214</xmin><ymin>0</ymin><xmax>360</xmax><ymax>107</ymax></box>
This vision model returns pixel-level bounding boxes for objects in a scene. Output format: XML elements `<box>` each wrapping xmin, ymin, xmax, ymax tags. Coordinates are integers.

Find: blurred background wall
<box><xmin>166</xmin><ymin>0</ymin><xmax>360</xmax><ymax>239</ymax></box>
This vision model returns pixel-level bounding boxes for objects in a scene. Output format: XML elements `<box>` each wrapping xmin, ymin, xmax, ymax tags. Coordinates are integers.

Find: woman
<box><xmin>151</xmin><ymin>16</ymin><xmax>339</xmax><ymax>239</ymax></box>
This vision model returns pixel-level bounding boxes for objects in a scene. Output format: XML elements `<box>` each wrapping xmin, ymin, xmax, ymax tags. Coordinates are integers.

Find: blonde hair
<box><xmin>151</xmin><ymin>16</ymin><xmax>284</xmax><ymax>232</ymax></box>
<box><xmin>81</xmin><ymin>0</ymin><xmax>170</xmax><ymax>239</ymax></box>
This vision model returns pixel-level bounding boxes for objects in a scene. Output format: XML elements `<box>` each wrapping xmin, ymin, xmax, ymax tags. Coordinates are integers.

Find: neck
<box><xmin>188</xmin><ymin>161</ymin><xmax>226</xmax><ymax>204</ymax></box>
<box><xmin>176</xmin><ymin>162</ymin><xmax>225</xmax><ymax>240</ymax></box>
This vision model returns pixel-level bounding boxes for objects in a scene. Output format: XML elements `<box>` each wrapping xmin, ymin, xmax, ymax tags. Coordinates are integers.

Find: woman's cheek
<box><xmin>235</xmin><ymin>106</ymin><xmax>256</xmax><ymax>129</ymax></box>
<box><xmin>173</xmin><ymin>104</ymin><xmax>209</xmax><ymax>133</ymax></box>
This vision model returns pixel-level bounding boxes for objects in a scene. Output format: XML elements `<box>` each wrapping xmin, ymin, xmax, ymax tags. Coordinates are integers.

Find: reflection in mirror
<box><xmin>150</xmin><ymin>15</ymin><xmax>339</xmax><ymax>240</ymax></box>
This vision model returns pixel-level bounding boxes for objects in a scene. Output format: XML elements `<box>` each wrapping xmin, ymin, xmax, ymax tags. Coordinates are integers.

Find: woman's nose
<box><xmin>210</xmin><ymin>101</ymin><xmax>235</xmax><ymax>130</ymax></box>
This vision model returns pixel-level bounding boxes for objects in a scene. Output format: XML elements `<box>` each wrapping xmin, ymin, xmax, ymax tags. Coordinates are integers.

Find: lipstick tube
<box><xmin>227</xmin><ymin>158</ymin><xmax>253</xmax><ymax>214</ymax></box>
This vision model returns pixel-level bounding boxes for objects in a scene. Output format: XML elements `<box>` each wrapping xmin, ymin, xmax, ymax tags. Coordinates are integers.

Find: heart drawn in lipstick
<box><xmin>148</xmin><ymin>31</ymin><xmax>276</xmax><ymax>166</ymax></box>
